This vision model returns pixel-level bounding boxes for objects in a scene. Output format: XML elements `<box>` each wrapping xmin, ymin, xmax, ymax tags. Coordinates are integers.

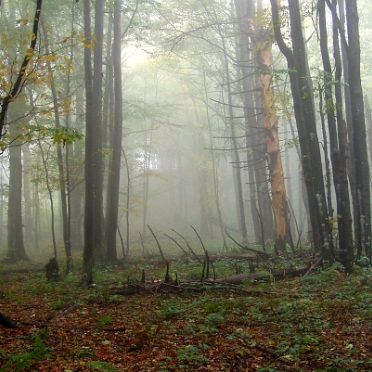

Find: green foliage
<box><xmin>204</xmin><ymin>312</ymin><xmax>225</xmax><ymax>328</ymax></box>
<box><xmin>86</xmin><ymin>361</ymin><xmax>119</xmax><ymax>372</ymax></box>
<box><xmin>76</xmin><ymin>347</ymin><xmax>94</xmax><ymax>358</ymax></box>
<box><xmin>3</xmin><ymin>334</ymin><xmax>48</xmax><ymax>371</ymax></box>
<box><xmin>176</xmin><ymin>344</ymin><xmax>208</xmax><ymax>369</ymax></box>
<box><xmin>97</xmin><ymin>314</ymin><xmax>112</xmax><ymax>326</ymax></box>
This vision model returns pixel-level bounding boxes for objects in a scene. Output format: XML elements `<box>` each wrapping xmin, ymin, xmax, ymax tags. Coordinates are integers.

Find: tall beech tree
<box><xmin>105</xmin><ymin>0</ymin><xmax>124</xmax><ymax>262</ymax></box>
<box><xmin>82</xmin><ymin>0</ymin><xmax>105</xmax><ymax>284</ymax></box>
<box><xmin>270</xmin><ymin>0</ymin><xmax>334</xmax><ymax>265</ymax></box>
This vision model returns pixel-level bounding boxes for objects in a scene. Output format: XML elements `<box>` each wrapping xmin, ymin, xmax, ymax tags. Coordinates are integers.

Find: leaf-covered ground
<box><xmin>1</xmin><ymin>259</ymin><xmax>372</xmax><ymax>372</ymax></box>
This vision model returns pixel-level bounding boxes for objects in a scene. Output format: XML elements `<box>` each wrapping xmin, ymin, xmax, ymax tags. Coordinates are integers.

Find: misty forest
<box><xmin>1</xmin><ymin>0</ymin><xmax>372</xmax><ymax>371</ymax></box>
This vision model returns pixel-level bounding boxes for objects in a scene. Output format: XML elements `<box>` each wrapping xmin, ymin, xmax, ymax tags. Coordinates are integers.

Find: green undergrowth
<box><xmin>1</xmin><ymin>255</ymin><xmax>372</xmax><ymax>371</ymax></box>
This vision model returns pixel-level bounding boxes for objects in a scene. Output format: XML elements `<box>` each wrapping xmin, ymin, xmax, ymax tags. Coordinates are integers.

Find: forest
<box><xmin>1</xmin><ymin>0</ymin><xmax>372</xmax><ymax>371</ymax></box>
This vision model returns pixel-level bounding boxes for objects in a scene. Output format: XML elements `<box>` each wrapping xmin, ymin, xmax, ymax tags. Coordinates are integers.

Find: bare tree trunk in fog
<box><xmin>338</xmin><ymin>0</ymin><xmax>358</xmax><ymax>252</ymax></box>
<box><xmin>218</xmin><ymin>25</ymin><xmax>247</xmax><ymax>242</ymax></box>
<box><xmin>38</xmin><ymin>141</ymin><xmax>57</xmax><ymax>258</ymax></box>
<box><xmin>106</xmin><ymin>0</ymin><xmax>123</xmax><ymax>263</ymax></box>
<box><xmin>344</xmin><ymin>0</ymin><xmax>371</xmax><ymax>259</ymax></box>
<box><xmin>142</xmin><ymin>122</ymin><xmax>153</xmax><ymax>240</ymax></box>
<box><xmin>83</xmin><ymin>0</ymin><xmax>105</xmax><ymax>284</ymax></box>
<box><xmin>234</xmin><ymin>0</ymin><xmax>262</xmax><ymax>244</ymax></box>
<box><xmin>122</xmin><ymin>148</ymin><xmax>130</xmax><ymax>257</ymax></box>
<box><xmin>33</xmin><ymin>176</ymin><xmax>40</xmax><ymax>251</ymax></box>
<box><xmin>22</xmin><ymin>144</ymin><xmax>33</xmax><ymax>246</ymax></box>
<box><xmin>102</xmin><ymin>11</ymin><xmax>113</xmax><ymax>148</ymax></box>
<box><xmin>4</xmin><ymin>105</ymin><xmax>28</xmax><ymax>263</ymax></box>
<box><xmin>202</xmin><ymin>74</ymin><xmax>227</xmax><ymax>250</ymax></box>
<box><xmin>70</xmin><ymin>88</ymin><xmax>84</xmax><ymax>252</ymax></box>
<box><xmin>41</xmin><ymin>19</ymin><xmax>72</xmax><ymax>270</ymax></box>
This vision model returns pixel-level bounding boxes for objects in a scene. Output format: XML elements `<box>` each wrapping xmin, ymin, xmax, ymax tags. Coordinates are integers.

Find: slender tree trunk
<box><xmin>70</xmin><ymin>92</ymin><xmax>84</xmax><ymax>252</ymax></box>
<box><xmin>345</xmin><ymin>0</ymin><xmax>371</xmax><ymax>260</ymax></box>
<box><xmin>23</xmin><ymin>144</ymin><xmax>33</xmax><ymax>246</ymax></box>
<box><xmin>38</xmin><ymin>141</ymin><xmax>57</xmax><ymax>258</ymax></box>
<box><xmin>234</xmin><ymin>0</ymin><xmax>262</xmax><ymax>244</ymax></box>
<box><xmin>106</xmin><ymin>0</ymin><xmax>123</xmax><ymax>262</ymax></box>
<box><xmin>338</xmin><ymin>0</ymin><xmax>358</xmax><ymax>252</ymax></box>
<box><xmin>41</xmin><ymin>19</ymin><xmax>71</xmax><ymax>269</ymax></box>
<box><xmin>82</xmin><ymin>0</ymin><xmax>95</xmax><ymax>285</ymax></box>
<box><xmin>365</xmin><ymin>96</ymin><xmax>372</xmax><ymax>168</ymax></box>
<box><xmin>219</xmin><ymin>25</ymin><xmax>247</xmax><ymax>242</ymax></box>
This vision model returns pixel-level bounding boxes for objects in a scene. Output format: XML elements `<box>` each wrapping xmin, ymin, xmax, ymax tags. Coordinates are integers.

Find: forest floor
<box><xmin>0</xmin><ymin>255</ymin><xmax>372</xmax><ymax>372</ymax></box>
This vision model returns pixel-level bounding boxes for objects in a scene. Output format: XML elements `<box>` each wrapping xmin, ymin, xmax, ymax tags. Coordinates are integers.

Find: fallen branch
<box><xmin>108</xmin><ymin>269</ymin><xmax>308</xmax><ymax>296</ymax></box>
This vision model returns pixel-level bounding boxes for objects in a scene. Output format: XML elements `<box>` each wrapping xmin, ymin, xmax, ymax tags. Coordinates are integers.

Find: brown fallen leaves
<box><xmin>1</xmin><ymin>267</ymin><xmax>372</xmax><ymax>371</ymax></box>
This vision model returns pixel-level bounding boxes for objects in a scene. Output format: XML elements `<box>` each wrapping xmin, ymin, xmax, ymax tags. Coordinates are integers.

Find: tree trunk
<box><xmin>82</xmin><ymin>0</ymin><xmax>95</xmax><ymax>285</ymax></box>
<box><xmin>234</xmin><ymin>0</ymin><xmax>266</xmax><ymax>244</ymax></box>
<box><xmin>4</xmin><ymin>104</ymin><xmax>28</xmax><ymax>263</ymax></box>
<box><xmin>70</xmin><ymin>87</ymin><xmax>84</xmax><ymax>252</ymax></box>
<box><xmin>338</xmin><ymin>0</ymin><xmax>359</xmax><ymax>252</ymax></box>
<box><xmin>41</xmin><ymin>19</ymin><xmax>72</xmax><ymax>268</ymax></box>
<box><xmin>105</xmin><ymin>0</ymin><xmax>123</xmax><ymax>263</ymax></box>
<box><xmin>345</xmin><ymin>0</ymin><xmax>371</xmax><ymax>260</ymax></box>
<box><xmin>318</xmin><ymin>0</ymin><xmax>353</xmax><ymax>272</ymax></box>
<box><xmin>254</xmin><ymin>0</ymin><xmax>291</xmax><ymax>253</ymax></box>
<box><xmin>22</xmin><ymin>144</ymin><xmax>33</xmax><ymax>245</ymax></box>
<box><xmin>219</xmin><ymin>24</ymin><xmax>247</xmax><ymax>242</ymax></box>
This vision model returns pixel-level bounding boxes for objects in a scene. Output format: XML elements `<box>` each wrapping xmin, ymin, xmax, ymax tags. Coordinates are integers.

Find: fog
<box><xmin>1</xmin><ymin>0</ymin><xmax>372</xmax><ymax>266</ymax></box>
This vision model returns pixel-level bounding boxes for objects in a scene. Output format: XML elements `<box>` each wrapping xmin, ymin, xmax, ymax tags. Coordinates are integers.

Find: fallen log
<box><xmin>109</xmin><ymin>264</ymin><xmax>310</xmax><ymax>296</ymax></box>
<box><xmin>118</xmin><ymin>253</ymin><xmax>260</xmax><ymax>267</ymax></box>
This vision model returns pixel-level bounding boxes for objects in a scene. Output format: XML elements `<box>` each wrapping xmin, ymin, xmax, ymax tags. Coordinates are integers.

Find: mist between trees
<box><xmin>0</xmin><ymin>0</ymin><xmax>372</xmax><ymax>281</ymax></box>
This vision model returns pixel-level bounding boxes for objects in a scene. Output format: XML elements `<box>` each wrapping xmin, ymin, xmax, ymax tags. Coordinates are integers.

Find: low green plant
<box><xmin>86</xmin><ymin>361</ymin><xmax>119</xmax><ymax>372</ymax></box>
<box><xmin>76</xmin><ymin>347</ymin><xmax>94</xmax><ymax>358</ymax></box>
<box><xmin>97</xmin><ymin>314</ymin><xmax>112</xmax><ymax>326</ymax></box>
<box><xmin>204</xmin><ymin>312</ymin><xmax>225</xmax><ymax>328</ymax></box>
<box><xmin>3</xmin><ymin>334</ymin><xmax>48</xmax><ymax>371</ymax></box>
<box><xmin>176</xmin><ymin>344</ymin><xmax>207</xmax><ymax>364</ymax></box>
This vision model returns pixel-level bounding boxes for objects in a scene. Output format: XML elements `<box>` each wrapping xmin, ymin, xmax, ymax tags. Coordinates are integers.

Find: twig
<box><xmin>191</xmin><ymin>225</ymin><xmax>207</xmax><ymax>254</ymax></box>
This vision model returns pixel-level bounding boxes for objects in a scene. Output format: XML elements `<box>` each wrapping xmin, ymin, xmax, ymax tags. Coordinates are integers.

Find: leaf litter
<box><xmin>0</xmin><ymin>262</ymin><xmax>372</xmax><ymax>371</ymax></box>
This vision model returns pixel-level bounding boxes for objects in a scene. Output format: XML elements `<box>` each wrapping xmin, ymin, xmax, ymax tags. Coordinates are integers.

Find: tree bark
<box><xmin>318</xmin><ymin>0</ymin><xmax>353</xmax><ymax>272</ymax></box>
<box><xmin>254</xmin><ymin>0</ymin><xmax>291</xmax><ymax>253</ymax></box>
<box><xmin>4</xmin><ymin>107</ymin><xmax>29</xmax><ymax>263</ymax></box>
<box><xmin>345</xmin><ymin>0</ymin><xmax>371</xmax><ymax>259</ymax></box>
<box><xmin>105</xmin><ymin>0</ymin><xmax>123</xmax><ymax>262</ymax></box>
